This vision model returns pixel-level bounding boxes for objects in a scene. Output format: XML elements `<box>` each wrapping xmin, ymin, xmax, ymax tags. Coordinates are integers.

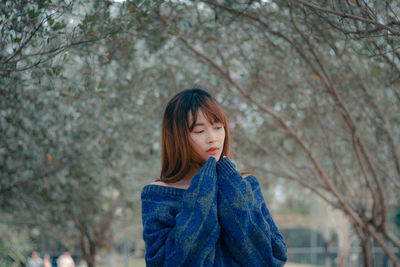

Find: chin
<box><xmin>203</xmin><ymin>153</ymin><xmax>222</xmax><ymax>161</ymax></box>
<box><xmin>214</xmin><ymin>154</ymin><xmax>223</xmax><ymax>161</ymax></box>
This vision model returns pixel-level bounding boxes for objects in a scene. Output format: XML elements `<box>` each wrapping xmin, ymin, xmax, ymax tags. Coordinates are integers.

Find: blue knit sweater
<box><xmin>141</xmin><ymin>157</ymin><xmax>287</xmax><ymax>266</ymax></box>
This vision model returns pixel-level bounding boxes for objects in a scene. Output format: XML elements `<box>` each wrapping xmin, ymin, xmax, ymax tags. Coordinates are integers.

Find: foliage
<box><xmin>1</xmin><ymin>0</ymin><xmax>400</xmax><ymax>266</ymax></box>
<box><xmin>1</xmin><ymin>0</ymin><xmax>165</xmax><ymax>266</ymax></box>
<box><xmin>0</xmin><ymin>222</ymin><xmax>34</xmax><ymax>266</ymax></box>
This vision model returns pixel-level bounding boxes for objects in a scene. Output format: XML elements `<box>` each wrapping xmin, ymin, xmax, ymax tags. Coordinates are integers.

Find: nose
<box><xmin>207</xmin><ymin>130</ymin><xmax>217</xmax><ymax>143</ymax></box>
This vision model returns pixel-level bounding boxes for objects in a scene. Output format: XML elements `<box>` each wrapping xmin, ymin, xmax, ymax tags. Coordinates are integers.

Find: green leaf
<box><xmin>98</xmin><ymin>80</ymin><xmax>105</xmax><ymax>88</ymax></box>
<box><xmin>62</xmin><ymin>54</ymin><xmax>69</xmax><ymax>64</ymax></box>
<box><xmin>38</xmin><ymin>0</ymin><xmax>47</xmax><ymax>9</ymax></box>
<box><xmin>28</xmin><ymin>9</ymin><xmax>36</xmax><ymax>19</ymax></box>
<box><xmin>52</xmin><ymin>22</ymin><xmax>66</xmax><ymax>31</ymax></box>
<box><xmin>48</xmin><ymin>17</ymin><xmax>54</xmax><ymax>26</ymax></box>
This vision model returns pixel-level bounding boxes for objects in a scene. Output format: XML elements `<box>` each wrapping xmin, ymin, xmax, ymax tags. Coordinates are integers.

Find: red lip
<box><xmin>206</xmin><ymin>147</ymin><xmax>219</xmax><ymax>152</ymax></box>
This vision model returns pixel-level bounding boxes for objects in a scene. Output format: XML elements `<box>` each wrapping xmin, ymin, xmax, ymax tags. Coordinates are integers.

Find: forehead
<box><xmin>189</xmin><ymin>110</ymin><xmax>207</xmax><ymax>125</ymax></box>
<box><xmin>189</xmin><ymin>109</ymin><xmax>220</xmax><ymax>127</ymax></box>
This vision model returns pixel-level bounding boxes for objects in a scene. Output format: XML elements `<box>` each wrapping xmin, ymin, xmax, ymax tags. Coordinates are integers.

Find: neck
<box><xmin>182</xmin><ymin>167</ymin><xmax>200</xmax><ymax>182</ymax></box>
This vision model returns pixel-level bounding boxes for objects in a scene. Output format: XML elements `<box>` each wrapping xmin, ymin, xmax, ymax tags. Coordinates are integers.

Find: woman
<box><xmin>141</xmin><ymin>88</ymin><xmax>287</xmax><ymax>266</ymax></box>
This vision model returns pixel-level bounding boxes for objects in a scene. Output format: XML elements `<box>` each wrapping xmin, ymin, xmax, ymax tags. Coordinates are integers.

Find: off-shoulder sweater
<box><xmin>141</xmin><ymin>157</ymin><xmax>287</xmax><ymax>266</ymax></box>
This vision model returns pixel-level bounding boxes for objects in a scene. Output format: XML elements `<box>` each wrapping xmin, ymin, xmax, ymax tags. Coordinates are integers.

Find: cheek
<box><xmin>220</xmin><ymin>129</ymin><xmax>226</xmax><ymax>142</ymax></box>
<box><xmin>189</xmin><ymin>135</ymin><xmax>205</xmax><ymax>153</ymax></box>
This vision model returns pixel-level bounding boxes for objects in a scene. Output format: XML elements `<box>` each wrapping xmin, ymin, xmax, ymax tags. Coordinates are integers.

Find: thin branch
<box><xmin>372</xmin><ymin>41</ymin><xmax>400</xmax><ymax>75</ymax></box>
<box><xmin>1</xmin><ymin>25</ymin><xmax>122</xmax><ymax>72</ymax></box>
<box><xmin>94</xmin><ymin>193</ymin><xmax>123</xmax><ymax>248</ymax></box>
<box><xmin>2</xmin><ymin>21</ymin><xmax>44</xmax><ymax>65</ymax></box>
<box><xmin>350</xmin><ymin>64</ymin><xmax>400</xmax><ymax>181</ymax></box>
<box><xmin>0</xmin><ymin>157</ymin><xmax>77</xmax><ymax>194</ymax></box>
<box><xmin>246</xmin><ymin>162</ymin><xmax>340</xmax><ymax>209</ymax></box>
<box><xmin>1</xmin><ymin>6</ymin><xmax>69</xmax><ymax>65</ymax></box>
<box><xmin>291</xmin><ymin>0</ymin><xmax>400</xmax><ymax>35</ymax></box>
<box><xmin>290</xmin><ymin>1</ymin><xmax>387</xmax><ymax>231</ymax></box>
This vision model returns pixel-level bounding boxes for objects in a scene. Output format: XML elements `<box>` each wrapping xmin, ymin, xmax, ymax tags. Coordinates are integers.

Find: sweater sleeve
<box><xmin>141</xmin><ymin>157</ymin><xmax>220</xmax><ymax>266</ymax></box>
<box><xmin>216</xmin><ymin>157</ymin><xmax>287</xmax><ymax>267</ymax></box>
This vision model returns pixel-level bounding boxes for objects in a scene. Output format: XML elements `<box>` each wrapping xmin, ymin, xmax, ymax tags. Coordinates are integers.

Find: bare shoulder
<box><xmin>150</xmin><ymin>180</ymin><xmax>189</xmax><ymax>190</ymax></box>
<box><xmin>151</xmin><ymin>181</ymin><xmax>169</xmax><ymax>186</ymax></box>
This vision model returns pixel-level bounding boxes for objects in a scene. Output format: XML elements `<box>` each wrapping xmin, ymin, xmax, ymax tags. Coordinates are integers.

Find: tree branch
<box><xmin>0</xmin><ymin>156</ymin><xmax>77</xmax><ymax>195</ymax></box>
<box><xmin>291</xmin><ymin>0</ymin><xmax>400</xmax><ymax>35</ymax></box>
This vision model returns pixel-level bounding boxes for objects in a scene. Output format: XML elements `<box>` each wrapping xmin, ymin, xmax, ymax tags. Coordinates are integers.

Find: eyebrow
<box><xmin>193</xmin><ymin>120</ymin><xmax>222</xmax><ymax>127</ymax></box>
<box><xmin>193</xmin><ymin>123</ymin><xmax>206</xmax><ymax>127</ymax></box>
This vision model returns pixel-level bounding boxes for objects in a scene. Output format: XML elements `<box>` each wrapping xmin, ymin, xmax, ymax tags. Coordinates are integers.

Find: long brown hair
<box><xmin>158</xmin><ymin>89</ymin><xmax>230</xmax><ymax>183</ymax></box>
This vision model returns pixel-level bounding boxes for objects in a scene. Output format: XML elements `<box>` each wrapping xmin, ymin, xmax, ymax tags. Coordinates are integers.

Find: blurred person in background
<box><xmin>77</xmin><ymin>259</ymin><xmax>88</xmax><ymax>267</ymax></box>
<box><xmin>26</xmin><ymin>251</ymin><xmax>44</xmax><ymax>267</ymax></box>
<box><xmin>43</xmin><ymin>253</ymin><xmax>51</xmax><ymax>267</ymax></box>
<box><xmin>57</xmin><ymin>251</ymin><xmax>75</xmax><ymax>267</ymax></box>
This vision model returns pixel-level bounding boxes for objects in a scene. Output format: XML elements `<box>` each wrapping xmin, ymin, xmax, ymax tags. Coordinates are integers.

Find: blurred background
<box><xmin>1</xmin><ymin>0</ymin><xmax>400</xmax><ymax>266</ymax></box>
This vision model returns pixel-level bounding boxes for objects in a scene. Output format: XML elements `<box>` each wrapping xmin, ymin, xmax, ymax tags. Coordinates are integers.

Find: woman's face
<box><xmin>189</xmin><ymin>110</ymin><xmax>225</xmax><ymax>161</ymax></box>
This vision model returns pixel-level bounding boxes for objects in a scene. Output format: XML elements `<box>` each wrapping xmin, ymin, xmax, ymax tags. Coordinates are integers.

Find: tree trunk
<box><xmin>356</xmin><ymin>226</ymin><xmax>374</xmax><ymax>267</ymax></box>
<box><xmin>360</xmin><ymin>240</ymin><xmax>373</xmax><ymax>267</ymax></box>
<box><xmin>86</xmin><ymin>254</ymin><xmax>96</xmax><ymax>267</ymax></box>
<box><xmin>85</xmin><ymin>244</ymin><xmax>97</xmax><ymax>267</ymax></box>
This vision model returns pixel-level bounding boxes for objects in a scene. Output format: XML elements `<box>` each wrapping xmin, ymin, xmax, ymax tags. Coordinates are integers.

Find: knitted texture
<box><xmin>141</xmin><ymin>157</ymin><xmax>287</xmax><ymax>266</ymax></box>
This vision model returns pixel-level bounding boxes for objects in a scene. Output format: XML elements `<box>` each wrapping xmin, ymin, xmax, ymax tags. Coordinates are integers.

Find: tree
<box><xmin>152</xmin><ymin>0</ymin><xmax>400</xmax><ymax>265</ymax></box>
<box><xmin>1</xmin><ymin>1</ymin><xmax>164</xmax><ymax>266</ymax></box>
